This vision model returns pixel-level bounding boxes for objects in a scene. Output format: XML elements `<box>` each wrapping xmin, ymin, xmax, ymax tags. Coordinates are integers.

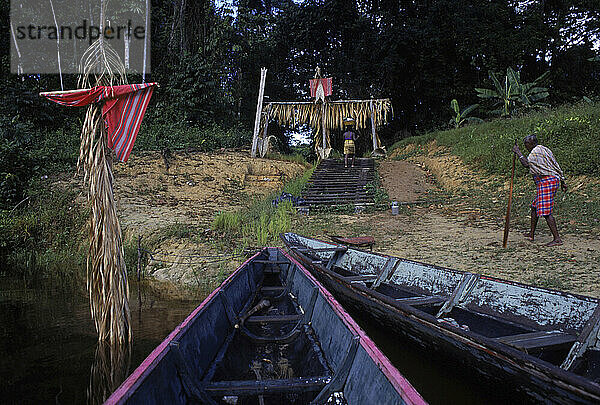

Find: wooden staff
<box><xmin>503</xmin><ymin>140</ymin><xmax>517</xmax><ymax>248</ymax></box>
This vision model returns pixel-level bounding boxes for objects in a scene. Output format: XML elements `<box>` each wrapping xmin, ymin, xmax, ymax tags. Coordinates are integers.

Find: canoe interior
<box><xmin>282</xmin><ymin>232</ymin><xmax>600</xmax><ymax>385</ymax></box>
<box><xmin>113</xmin><ymin>248</ymin><xmax>415</xmax><ymax>405</ymax></box>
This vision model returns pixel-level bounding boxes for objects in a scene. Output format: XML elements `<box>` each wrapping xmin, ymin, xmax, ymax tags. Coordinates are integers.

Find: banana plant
<box><xmin>514</xmin><ymin>70</ymin><xmax>550</xmax><ymax>107</ymax></box>
<box><xmin>475</xmin><ymin>68</ymin><xmax>549</xmax><ymax>117</ymax></box>
<box><xmin>475</xmin><ymin>69</ymin><xmax>516</xmax><ymax>117</ymax></box>
<box><xmin>449</xmin><ymin>99</ymin><xmax>483</xmax><ymax>128</ymax></box>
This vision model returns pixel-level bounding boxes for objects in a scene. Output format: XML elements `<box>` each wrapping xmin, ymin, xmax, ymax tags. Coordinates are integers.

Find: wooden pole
<box><xmin>503</xmin><ymin>140</ymin><xmax>517</xmax><ymax>248</ymax></box>
<box><xmin>370</xmin><ymin>100</ymin><xmax>377</xmax><ymax>151</ymax></box>
<box><xmin>259</xmin><ymin>105</ymin><xmax>271</xmax><ymax>157</ymax></box>
<box><xmin>251</xmin><ymin>68</ymin><xmax>267</xmax><ymax>157</ymax></box>
<box><xmin>321</xmin><ymin>102</ymin><xmax>326</xmax><ymax>159</ymax></box>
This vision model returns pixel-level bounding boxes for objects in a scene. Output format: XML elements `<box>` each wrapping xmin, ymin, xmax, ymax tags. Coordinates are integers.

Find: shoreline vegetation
<box><xmin>1</xmin><ymin>101</ymin><xmax>599</xmax><ymax>297</ymax></box>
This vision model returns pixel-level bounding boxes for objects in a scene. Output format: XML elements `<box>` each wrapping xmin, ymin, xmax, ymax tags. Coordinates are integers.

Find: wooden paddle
<box><xmin>503</xmin><ymin>140</ymin><xmax>517</xmax><ymax>248</ymax></box>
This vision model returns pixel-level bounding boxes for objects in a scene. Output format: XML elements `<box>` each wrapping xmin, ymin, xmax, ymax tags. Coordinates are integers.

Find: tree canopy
<box><xmin>2</xmin><ymin>0</ymin><xmax>600</xmax><ymax>148</ymax></box>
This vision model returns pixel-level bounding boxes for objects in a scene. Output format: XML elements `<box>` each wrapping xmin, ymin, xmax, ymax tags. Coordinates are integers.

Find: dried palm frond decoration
<box><xmin>78</xmin><ymin>38</ymin><xmax>132</xmax><ymax>345</ymax></box>
<box><xmin>40</xmin><ymin>2</ymin><xmax>158</xmax><ymax>346</ymax></box>
<box><xmin>267</xmin><ymin>99</ymin><xmax>392</xmax><ymax>131</ymax></box>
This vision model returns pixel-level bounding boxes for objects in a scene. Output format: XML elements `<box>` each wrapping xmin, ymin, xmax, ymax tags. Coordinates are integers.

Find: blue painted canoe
<box><xmin>281</xmin><ymin>232</ymin><xmax>600</xmax><ymax>404</ymax></box>
<box><xmin>106</xmin><ymin>247</ymin><xmax>426</xmax><ymax>405</ymax></box>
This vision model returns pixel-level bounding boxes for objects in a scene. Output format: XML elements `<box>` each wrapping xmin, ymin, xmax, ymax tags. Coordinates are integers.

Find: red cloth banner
<box><xmin>309</xmin><ymin>78</ymin><xmax>333</xmax><ymax>97</ymax></box>
<box><xmin>43</xmin><ymin>83</ymin><xmax>157</xmax><ymax>162</ymax></box>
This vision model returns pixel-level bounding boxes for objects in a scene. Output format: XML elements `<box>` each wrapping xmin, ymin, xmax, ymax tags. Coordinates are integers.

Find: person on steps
<box><xmin>343</xmin><ymin>119</ymin><xmax>358</xmax><ymax>168</ymax></box>
<box><xmin>512</xmin><ymin>134</ymin><xmax>567</xmax><ymax>247</ymax></box>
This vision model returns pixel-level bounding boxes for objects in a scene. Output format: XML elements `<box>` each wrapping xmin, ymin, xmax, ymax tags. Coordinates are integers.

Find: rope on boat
<box><xmin>141</xmin><ymin>248</ymin><xmax>250</xmax><ymax>263</ymax></box>
<box><xmin>135</xmin><ymin>239</ymin><xmax>259</xmax><ymax>280</ymax></box>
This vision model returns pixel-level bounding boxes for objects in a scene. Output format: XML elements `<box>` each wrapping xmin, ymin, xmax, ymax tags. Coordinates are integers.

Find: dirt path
<box><xmin>378</xmin><ymin>160</ymin><xmax>434</xmax><ymax>202</ymax></box>
<box><xmin>346</xmin><ymin>146</ymin><xmax>600</xmax><ymax>297</ymax></box>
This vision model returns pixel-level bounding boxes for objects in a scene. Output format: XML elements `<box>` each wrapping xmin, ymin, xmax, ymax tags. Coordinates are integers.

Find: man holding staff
<box><xmin>512</xmin><ymin>134</ymin><xmax>567</xmax><ymax>247</ymax></box>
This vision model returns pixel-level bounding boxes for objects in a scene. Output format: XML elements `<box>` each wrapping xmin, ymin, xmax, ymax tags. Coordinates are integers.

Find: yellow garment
<box><xmin>344</xmin><ymin>140</ymin><xmax>355</xmax><ymax>155</ymax></box>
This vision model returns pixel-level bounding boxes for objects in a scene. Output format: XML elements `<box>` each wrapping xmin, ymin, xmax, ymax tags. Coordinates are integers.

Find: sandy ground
<box><xmin>332</xmin><ymin>210</ymin><xmax>600</xmax><ymax>297</ymax></box>
<box><xmin>113</xmin><ymin>150</ymin><xmax>306</xmax><ymax>234</ymax></box>
<box><xmin>97</xmin><ymin>147</ymin><xmax>599</xmax><ymax>297</ymax></box>
<box><xmin>378</xmin><ymin>160</ymin><xmax>434</xmax><ymax>202</ymax></box>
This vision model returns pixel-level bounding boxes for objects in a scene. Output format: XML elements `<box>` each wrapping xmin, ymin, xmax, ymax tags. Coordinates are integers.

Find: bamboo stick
<box><xmin>503</xmin><ymin>140</ymin><xmax>517</xmax><ymax>248</ymax></box>
<box><xmin>251</xmin><ymin>67</ymin><xmax>267</xmax><ymax>158</ymax></box>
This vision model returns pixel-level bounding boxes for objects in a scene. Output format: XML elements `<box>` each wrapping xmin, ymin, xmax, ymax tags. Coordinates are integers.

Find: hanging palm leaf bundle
<box><xmin>265</xmin><ymin>99</ymin><xmax>392</xmax><ymax>132</ymax></box>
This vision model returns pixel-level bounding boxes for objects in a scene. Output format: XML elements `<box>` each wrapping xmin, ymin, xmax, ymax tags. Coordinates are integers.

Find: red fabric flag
<box><xmin>42</xmin><ymin>83</ymin><xmax>157</xmax><ymax>162</ymax></box>
<box><xmin>309</xmin><ymin>78</ymin><xmax>333</xmax><ymax>97</ymax></box>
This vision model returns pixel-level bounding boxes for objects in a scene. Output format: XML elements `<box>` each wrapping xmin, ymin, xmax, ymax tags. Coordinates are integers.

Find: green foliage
<box><xmin>475</xmin><ymin>68</ymin><xmax>549</xmax><ymax>117</ymax></box>
<box><xmin>419</xmin><ymin>102</ymin><xmax>600</xmax><ymax>176</ymax></box>
<box><xmin>0</xmin><ymin>181</ymin><xmax>87</xmax><ymax>281</ymax></box>
<box><xmin>136</xmin><ymin>116</ymin><xmax>251</xmax><ymax>152</ymax></box>
<box><xmin>212</xmin><ymin>167</ymin><xmax>314</xmax><ymax>248</ymax></box>
<box><xmin>212</xmin><ymin>200</ymin><xmax>293</xmax><ymax>248</ymax></box>
<box><xmin>0</xmin><ymin>173</ymin><xmax>23</xmax><ymax>210</ymax></box>
<box><xmin>265</xmin><ymin>153</ymin><xmax>310</xmax><ymax>167</ymax></box>
<box><xmin>212</xmin><ymin>211</ymin><xmax>243</xmax><ymax>234</ymax></box>
<box><xmin>449</xmin><ymin>99</ymin><xmax>483</xmax><ymax>128</ymax></box>
<box><xmin>282</xmin><ymin>167</ymin><xmax>314</xmax><ymax>196</ymax></box>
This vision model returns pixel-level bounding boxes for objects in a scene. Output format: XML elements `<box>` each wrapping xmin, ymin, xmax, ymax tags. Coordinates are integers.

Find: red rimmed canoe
<box><xmin>106</xmin><ymin>247</ymin><xmax>426</xmax><ymax>405</ymax></box>
<box><xmin>281</xmin><ymin>232</ymin><xmax>600</xmax><ymax>404</ymax></box>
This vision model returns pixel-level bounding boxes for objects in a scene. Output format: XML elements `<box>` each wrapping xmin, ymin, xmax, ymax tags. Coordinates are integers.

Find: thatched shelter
<box><xmin>251</xmin><ymin>68</ymin><xmax>393</xmax><ymax>159</ymax></box>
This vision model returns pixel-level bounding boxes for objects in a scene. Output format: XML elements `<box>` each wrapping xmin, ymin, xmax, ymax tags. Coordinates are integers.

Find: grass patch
<box><xmin>391</xmin><ymin>102</ymin><xmax>600</xmax><ymax>176</ymax></box>
<box><xmin>212</xmin><ymin>200</ymin><xmax>294</xmax><ymax>248</ymax></box>
<box><xmin>211</xmin><ymin>167</ymin><xmax>315</xmax><ymax>249</ymax></box>
<box><xmin>265</xmin><ymin>153</ymin><xmax>311</xmax><ymax>167</ymax></box>
<box><xmin>526</xmin><ymin>273</ymin><xmax>572</xmax><ymax>291</ymax></box>
<box><xmin>367</xmin><ymin>162</ymin><xmax>390</xmax><ymax>209</ymax></box>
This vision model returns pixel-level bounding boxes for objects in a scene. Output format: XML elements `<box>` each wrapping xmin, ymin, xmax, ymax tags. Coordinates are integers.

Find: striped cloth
<box><xmin>309</xmin><ymin>78</ymin><xmax>333</xmax><ymax>97</ymax></box>
<box><xmin>527</xmin><ymin>145</ymin><xmax>564</xmax><ymax>180</ymax></box>
<box><xmin>344</xmin><ymin>140</ymin><xmax>355</xmax><ymax>155</ymax></box>
<box><xmin>43</xmin><ymin>83</ymin><xmax>157</xmax><ymax>162</ymax></box>
<box><xmin>532</xmin><ymin>175</ymin><xmax>560</xmax><ymax>216</ymax></box>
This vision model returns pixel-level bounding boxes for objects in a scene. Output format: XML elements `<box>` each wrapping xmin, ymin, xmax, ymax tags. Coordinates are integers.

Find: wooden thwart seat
<box><xmin>261</xmin><ymin>286</ymin><xmax>286</xmax><ymax>294</ymax></box>
<box><xmin>343</xmin><ymin>275</ymin><xmax>378</xmax><ymax>284</ymax></box>
<box><xmin>395</xmin><ymin>296</ymin><xmax>446</xmax><ymax>306</ymax></box>
<box><xmin>253</xmin><ymin>260</ymin><xmax>289</xmax><ymax>264</ymax></box>
<box><xmin>204</xmin><ymin>376</ymin><xmax>331</xmax><ymax>396</ymax></box>
<box><xmin>496</xmin><ymin>330</ymin><xmax>577</xmax><ymax>351</ymax></box>
<box><xmin>245</xmin><ymin>314</ymin><xmax>303</xmax><ymax>324</ymax></box>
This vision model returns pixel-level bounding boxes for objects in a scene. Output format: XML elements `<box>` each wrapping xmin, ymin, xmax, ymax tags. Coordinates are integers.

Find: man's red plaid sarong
<box><xmin>43</xmin><ymin>83</ymin><xmax>157</xmax><ymax>162</ymax></box>
<box><xmin>531</xmin><ymin>175</ymin><xmax>560</xmax><ymax>216</ymax></box>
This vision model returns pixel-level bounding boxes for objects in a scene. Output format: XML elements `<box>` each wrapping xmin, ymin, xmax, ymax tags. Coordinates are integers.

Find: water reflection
<box><xmin>0</xmin><ymin>275</ymin><xmax>200</xmax><ymax>404</ymax></box>
<box><xmin>87</xmin><ymin>342</ymin><xmax>131</xmax><ymax>405</ymax></box>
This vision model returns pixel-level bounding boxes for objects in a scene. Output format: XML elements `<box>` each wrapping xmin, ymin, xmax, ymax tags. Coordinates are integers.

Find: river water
<box><xmin>1</xmin><ymin>274</ymin><xmax>514</xmax><ymax>404</ymax></box>
<box><xmin>0</xmin><ymin>276</ymin><xmax>199</xmax><ymax>404</ymax></box>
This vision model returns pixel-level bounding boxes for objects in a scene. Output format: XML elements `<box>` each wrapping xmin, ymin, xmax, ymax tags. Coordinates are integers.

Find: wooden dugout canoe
<box><xmin>105</xmin><ymin>247</ymin><xmax>425</xmax><ymax>405</ymax></box>
<box><xmin>280</xmin><ymin>232</ymin><xmax>600</xmax><ymax>404</ymax></box>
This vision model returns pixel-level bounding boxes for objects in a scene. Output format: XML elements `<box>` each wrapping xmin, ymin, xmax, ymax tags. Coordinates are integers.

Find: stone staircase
<box><xmin>301</xmin><ymin>158</ymin><xmax>376</xmax><ymax>208</ymax></box>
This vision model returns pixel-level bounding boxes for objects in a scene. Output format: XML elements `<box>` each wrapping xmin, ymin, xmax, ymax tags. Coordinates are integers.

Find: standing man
<box><xmin>512</xmin><ymin>134</ymin><xmax>567</xmax><ymax>247</ymax></box>
<box><xmin>343</xmin><ymin>118</ymin><xmax>358</xmax><ymax>168</ymax></box>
